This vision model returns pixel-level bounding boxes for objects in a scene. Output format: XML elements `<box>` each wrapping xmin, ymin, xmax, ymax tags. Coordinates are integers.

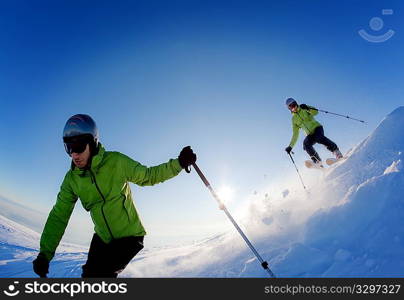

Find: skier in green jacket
<box><xmin>284</xmin><ymin>98</ymin><xmax>343</xmax><ymax>166</ymax></box>
<box><xmin>33</xmin><ymin>114</ymin><xmax>196</xmax><ymax>278</ymax></box>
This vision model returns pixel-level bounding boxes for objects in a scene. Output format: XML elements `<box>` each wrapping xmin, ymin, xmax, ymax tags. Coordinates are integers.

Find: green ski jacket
<box><xmin>40</xmin><ymin>144</ymin><xmax>182</xmax><ymax>261</ymax></box>
<box><xmin>288</xmin><ymin>106</ymin><xmax>322</xmax><ymax>148</ymax></box>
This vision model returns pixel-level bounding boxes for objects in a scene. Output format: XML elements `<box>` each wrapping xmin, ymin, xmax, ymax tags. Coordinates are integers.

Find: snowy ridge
<box><xmin>325</xmin><ymin>106</ymin><xmax>404</xmax><ymax>188</ymax></box>
<box><xmin>0</xmin><ymin>214</ymin><xmax>87</xmax><ymax>277</ymax></box>
<box><xmin>0</xmin><ymin>215</ymin><xmax>41</xmax><ymax>250</ymax></box>
<box><xmin>0</xmin><ymin>195</ymin><xmax>47</xmax><ymax>236</ymax></box>
<box><xmin>0</xmin><ymin>214</ymin><xmax>87</xmax><ymax>253</ymax></box>
<box><xmin>1</xmin><ymin>107</ymin><xmax>404</xmax><ymax>277</ymax></box>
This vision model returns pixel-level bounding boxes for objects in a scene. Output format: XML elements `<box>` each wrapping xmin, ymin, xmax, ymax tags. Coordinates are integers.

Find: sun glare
<box><xmin>216</xmin><ymin>185</ymin><xmax>235</xmax><ymax>204</ymax></box>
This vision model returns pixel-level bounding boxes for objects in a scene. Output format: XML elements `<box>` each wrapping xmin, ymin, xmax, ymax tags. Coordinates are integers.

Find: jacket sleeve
<box><xmin>120</xmin><ymin>153</ymin><xmax>183</xmax><ymax>186</ymax></box>
<box><xmin>289</xmin><ymin>119</ymin><xmax>300</xmax><ymax>148</ymax></box>
<box><xmin>40</xmin><ymin>172</ymin><xmax>78</xmax><ymax>261</ymax></box>
<box><xmin>309</xmin><ymin>107</ymin><xmax>319</xmax><ymax>116</ymax></box>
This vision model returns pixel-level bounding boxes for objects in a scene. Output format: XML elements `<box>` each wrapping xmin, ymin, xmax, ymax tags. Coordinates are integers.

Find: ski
<box><xmin>305</xmin><ymin>160</ymin><xmax>325</xmax><ymax>170</ymax></box>
<box><xmin>326</xmin><ymin>156</ymin><xmax>346</xmax><ymax>166</ymax></box>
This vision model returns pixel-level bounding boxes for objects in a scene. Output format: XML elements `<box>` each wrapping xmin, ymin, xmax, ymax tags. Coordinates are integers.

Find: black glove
<box><xmin>300</xmin><ymin>104</ymin><xmax>318</xmax><ymax>111</ymax></box>
<box><xmin>33</xmin><ymin>253</ymin><xmax>49</xmax><ymax>278</ymax></box>
<box><xmin>285</xmin><ymin>146</ymin><xmax>292</xmax><ymax>154</ymax></box>
<box><xmin>178</xmin><ymin>146</ymin><xmax>197</xmax><ymax>171</ymax></box>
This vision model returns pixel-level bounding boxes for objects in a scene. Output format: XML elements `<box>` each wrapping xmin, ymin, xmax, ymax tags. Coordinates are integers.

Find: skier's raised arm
<box><xmin>120</xmin><ymin>146</ymin><xmax>196</xmax><ymax>186</ymax></box>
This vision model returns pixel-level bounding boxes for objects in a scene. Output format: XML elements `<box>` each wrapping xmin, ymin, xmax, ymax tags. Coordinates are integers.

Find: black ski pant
<box><xmin>303</xmin><ymin>126</ymin><xmax>338</xmax><ymax>163</ymax></box>
<box><xmin>81</xmin><ymin>233</ymin><xmax>144</xmax><ymax>278</ymax></box>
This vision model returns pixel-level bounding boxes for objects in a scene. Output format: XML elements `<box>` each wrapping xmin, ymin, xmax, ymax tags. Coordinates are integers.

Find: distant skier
<box><xmin>284</xmin><ymin>98</ymin><xmax>343</xmax><ymax>167</ymax></box>
<box><xmin>33</xmin><ymin>114</ymin><xmax>196</xmax><ymax>278</ymax></box>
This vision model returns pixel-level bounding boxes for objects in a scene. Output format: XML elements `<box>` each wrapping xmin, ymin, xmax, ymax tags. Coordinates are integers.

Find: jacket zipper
<box><xmin>296</xmin><ymin>110</ymin><xmax>311</xmax><ymax>134</ymax></box>
<box><xmin>89</xmin><ymin>169</ymin><xmax>114</xmax><ymax>239</ymax></box>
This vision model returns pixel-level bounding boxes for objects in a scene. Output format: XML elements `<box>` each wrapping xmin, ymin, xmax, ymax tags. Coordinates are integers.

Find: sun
<box><xmin>216</xmin><ymin>185</ymin><xmax>235</xmax><ymax>204</ymax></box>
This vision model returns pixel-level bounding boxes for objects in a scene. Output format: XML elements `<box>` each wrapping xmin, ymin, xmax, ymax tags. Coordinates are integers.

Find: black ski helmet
<box><xmin>63</xmin><ymin>114</ymin><xmax>99</xmax><ymax>154</ymax></box>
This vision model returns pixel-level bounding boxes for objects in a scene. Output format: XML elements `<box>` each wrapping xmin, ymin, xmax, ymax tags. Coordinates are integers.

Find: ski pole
<box><xmin>317</xmin><ymin>109</ymin><xmax>366</xmax><ymax>123</ymax></box>
<box><xmin>191</xmin><ymin>163</ymin><xmax>276</xmax><ymax>278</ymax></box>
<box><xmin>288</xmin><ymin>152</ymin><xmax>307</xmax><ymax>190</ymax></box>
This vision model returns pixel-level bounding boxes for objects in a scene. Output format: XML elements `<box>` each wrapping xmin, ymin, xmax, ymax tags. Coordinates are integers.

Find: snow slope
<box><xmin>1</xmin><ymin>107</ymin><xmax>404</xmax><ymax>278</ymax></box>
<box><xmin>0</xmin><ymin>214</ymin><xmax>87</xmax><ymax>277</ymax></box>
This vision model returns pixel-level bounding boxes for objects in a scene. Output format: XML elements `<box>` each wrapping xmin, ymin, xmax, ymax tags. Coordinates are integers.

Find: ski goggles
<box><xmin>64</xmin><ymin>142</ymin><xmax>87</xmax><ymax>155</ymax></box>
<box><xmin>288</xmin><ymin>101</ymin><xmax>297</xmax><ymax>109</ymax></box>
<box><xmin>63</xmin><ymin>135</ymin><xmax>91</xmax><ymax>155</ymax></box>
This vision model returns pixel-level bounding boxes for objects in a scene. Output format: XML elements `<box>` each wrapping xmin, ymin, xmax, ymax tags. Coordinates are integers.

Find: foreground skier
<box><xmin>33</xmin><ymin>114</ymin><xmax>196</xmax><ymax>277</ymax></box>
<box><xmin>284</xmin><ymin>98</ymin><xmax>343</xmax><ymax>167</ymax></box>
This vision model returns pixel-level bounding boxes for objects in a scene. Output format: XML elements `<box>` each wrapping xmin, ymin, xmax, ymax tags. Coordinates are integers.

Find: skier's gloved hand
<box><xmin>285</xmin><ymin>146</ymin><xmax>292</xmax><ymax>154</ymax></box>
<box><xmin>300</xmin><ymin>104</ymin><xmax>318</xmax><ymax>111</ymax></box>
<box><xmin>33</xmin><ymin>253</ymin><xmax>49</xmax><ymax>278</ymax></box>
<box><xmin>178</xmin><ymin>146</ymin><xmax>197</xmax><ymax>171</ymax></box>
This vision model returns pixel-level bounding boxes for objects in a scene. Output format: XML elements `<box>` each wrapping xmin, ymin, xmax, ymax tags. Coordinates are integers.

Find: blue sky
<box><xmin>0</xmin><ymin>0</ymin><xmax>403</xmax><ymax>247</ymax></box>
